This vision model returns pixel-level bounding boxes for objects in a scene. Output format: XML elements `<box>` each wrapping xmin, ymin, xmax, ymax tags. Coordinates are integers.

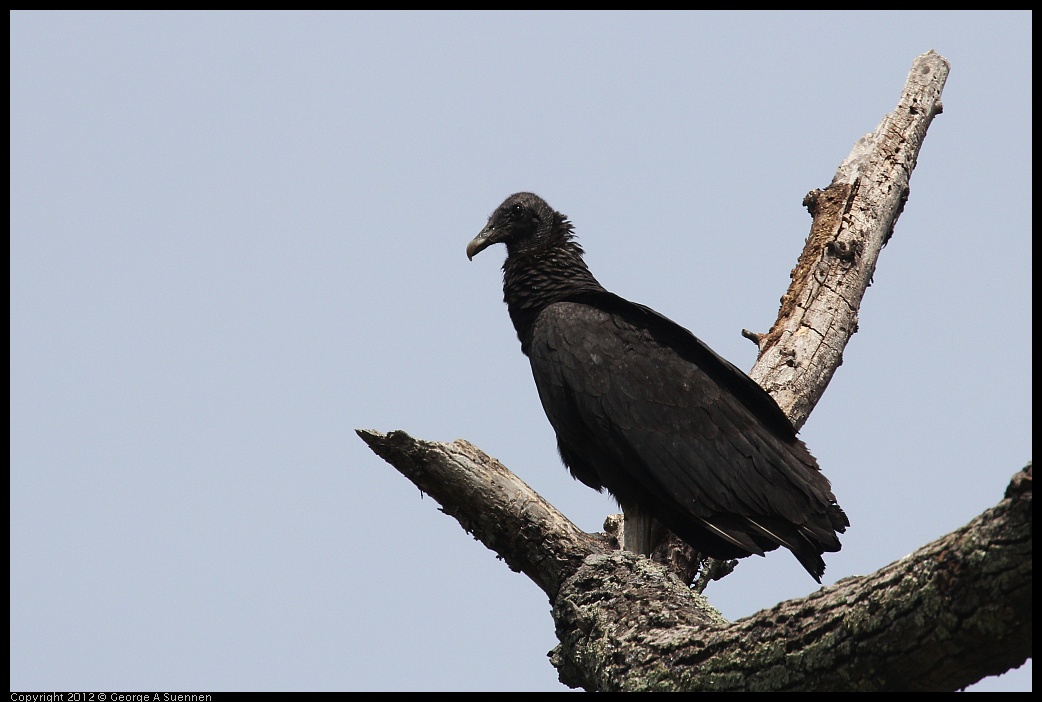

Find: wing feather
<box><xmin>529</xmin><ymin>299</ymin><xmax>845</xmax><ymax>566</ymax></box>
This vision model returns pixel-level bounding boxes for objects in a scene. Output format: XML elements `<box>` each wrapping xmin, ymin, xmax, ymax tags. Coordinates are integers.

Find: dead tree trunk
<box><xmin>357</xmin><ymin>51</ymin><xmax>1033</xmax><ymax>691</ymax></box>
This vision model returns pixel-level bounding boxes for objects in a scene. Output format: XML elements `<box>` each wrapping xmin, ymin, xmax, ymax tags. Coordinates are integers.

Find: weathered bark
<box><xmin>355</xmin><ymin>430</ymin><xmax>613</xmax><ymax>599</ymax></box>
<box><xmin>356</xmin><ymin>52</ymin><xmax>1032</xmax><ymax>690</ymax></box>
<box><xmin>550</xmin><ymin>464</ymin><xmax>1031</xmax><ymax>691</ymax></box>
<box><xmin>746</xmin><ymin>50</ymin><xmax>948</xmax><ymax>430</ymax></box>
<box><xmin>357</xmin><ymin>430</ymin><xmax>1031</xmax><ymax>691</ymax></box>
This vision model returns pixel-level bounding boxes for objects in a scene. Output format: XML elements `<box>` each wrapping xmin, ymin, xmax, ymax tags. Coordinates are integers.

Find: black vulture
<box><xmin>467</xmin><ymin>192</ymin><xmax>848</xmax><ymax>582</ymax></box>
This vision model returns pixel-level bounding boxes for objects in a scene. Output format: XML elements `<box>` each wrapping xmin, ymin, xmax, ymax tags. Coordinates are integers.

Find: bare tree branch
<box><xmin>356</xmin><ymin>429</ymin><xmax>1030</xmax><ymax>690</ymax></box>
<box><xmin>356</xmin><ymin>429</ymin><xmax>612</xmax><ymax>599</ymax></box>
<box><xmin>747</xmin><ymin>50</ymin><xmax>949</xmax><ymax>430</ymax></box>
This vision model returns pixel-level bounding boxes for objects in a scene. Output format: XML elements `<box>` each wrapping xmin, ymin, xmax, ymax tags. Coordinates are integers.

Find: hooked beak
<box><xmin>466</xmin><ymin>224</ymin><xmax>497</xmax><ymax>260</ymax></box>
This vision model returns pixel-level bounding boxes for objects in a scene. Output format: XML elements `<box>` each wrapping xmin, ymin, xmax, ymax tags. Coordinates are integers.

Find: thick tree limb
<box><xmin>357</xmin><ymin>430</ymin><xmax>1030</xmax><ymax>690</ymax></box>
<box><xmin>552</xmin><ymin>463</ymin><xmax>1031</xmax><ymax>691</ymax></box>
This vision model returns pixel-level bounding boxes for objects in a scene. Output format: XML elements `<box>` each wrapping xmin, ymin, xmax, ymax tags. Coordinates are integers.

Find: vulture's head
<box><xmin>466</xmin><ymin>192</ymin><xmax>564</xmax><ymax>260</ymax></box>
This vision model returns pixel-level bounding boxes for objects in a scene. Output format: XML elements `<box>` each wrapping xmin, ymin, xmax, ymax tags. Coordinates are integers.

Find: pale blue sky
<box><xmin>11</xmin><ymin>11</ymin><xmax>1031</xmax><ymax>691</ymax></box>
